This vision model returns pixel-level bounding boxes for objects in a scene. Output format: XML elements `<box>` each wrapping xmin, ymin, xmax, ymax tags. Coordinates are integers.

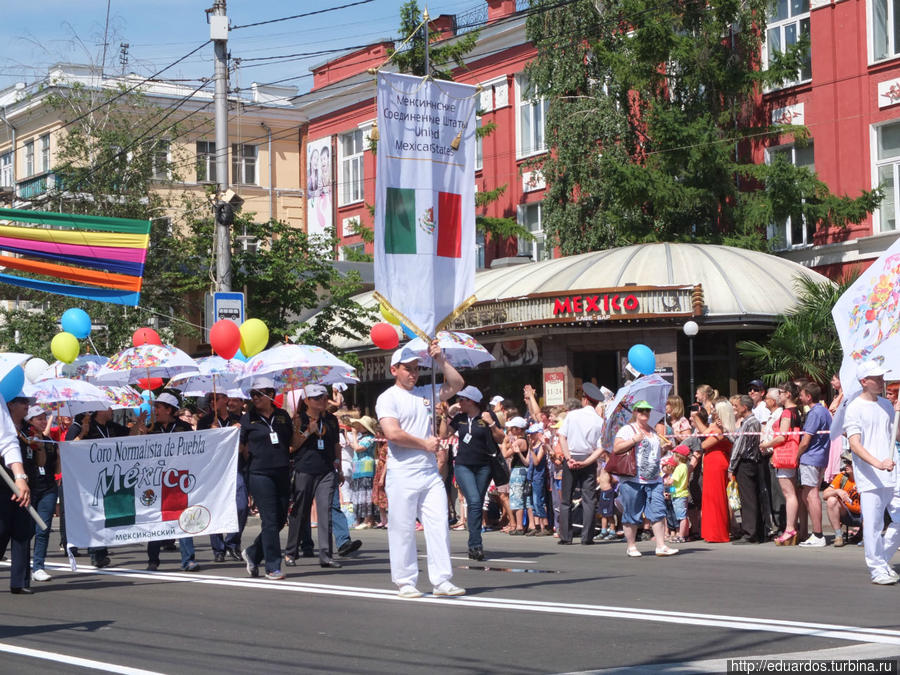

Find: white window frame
<box><xmin>475</xmin><ymin>114</ymin><xmax>483</xmax><ymax>172</ymax></box>
<box><xmin>338</xmin><ymin>128</ymin><xmax>364</xmax><ymax>206</ymax></box>
<box><xmin>516</xmin><ymin>202</ymin><xmax>547</xmax><ymax>261</ymax></box>
<box><xmin>873</xmin><ymin>119</ymin><xmax>900</xmax><ymax>233</ymax></box>
<box><xmin>766</xmin><ymin>141</ymin><xmax>815</xmax><ymax>249</ymax></box>
<box><xmin>232</xmin><ymin>143</ymin><xmax>257</xmax><ymax>185</ymax></box>
<box><xmin>339</xmin><ymin>242</ymin><xmax>365</xmax><ymax>260</ymax></box>
<box><xmin>763</xmin><ymin>0</ymin><xmax>811</xmax><ymax>89</ymax></box>
<box><xmin>476</xmin><ymin>230</ymin><xmax>485</xmax><ymax>270</ymax></box>
<box><xmin>869</xmin><ymin>0</ymin><xmax>900</xmax><ymax>63</ymax></box>
<box><xmin>39</xmin><ymin>134</ymin><xmax>50</xmax><ymax>173</ymax></box>
<box><xmin>149</xmin><ymin>140</ymin><xmax>170</xmax><ymax>180</ymax></box>
<box><xmin>24</xmin><ymin>140</ymin><xmax>34</xmax><ymax>177</ymax></box>
<box><xmin>515</xmin><ymin>74</ymin><xmax>550</xmax><ymax>159</ymax></box>
<box><xmin>196</xmin><ymin>140</ymin><xmax>217</xmax><ymax>183</ymax></box>
<box><xmin>0</xmin><ymin>151</ymin><xmax>11</xmax><ymax>187</ymax></box>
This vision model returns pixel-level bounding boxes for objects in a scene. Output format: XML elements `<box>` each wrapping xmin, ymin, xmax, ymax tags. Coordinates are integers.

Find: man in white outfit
<box><xmin>376</xmin><ymin>340</ymin><xmax>465</xmax><ymax>598</ymax></box>
<box><xmin>844</xmin><ymin>360</ymin><xmax>900</xmax><ymax>584</ymax></box>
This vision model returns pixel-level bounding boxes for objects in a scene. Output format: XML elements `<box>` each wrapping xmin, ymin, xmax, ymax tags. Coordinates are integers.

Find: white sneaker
<box><xmin>32</xmin><ymin>568</ymin><xmax>52</xmax><ymax>582</ymax></box>
<box><xmin>626</xmin><ymin>547</ymin><xmax>642</xmax><ymax>558</ymax></box>
<box><xmin>799</xmin><ymin>534</ymin><xmax>826</xmax><ymax>547</ymax></box>
<box><xmin>885</xmin><ymin>568</ymin><xmax>900</xmax><ymax>581</ymax></box>
<box><xmin>432</xmin><ymin>581</ymin><xmax>465</xmax><ymax>597</ymax></box>
<box><xmin>871</xmin><ymin>574</ymin><xmax>898</xmax><ymax>585</ymax></box>
<box><xmin>655</xmin><ymin>546</ymin><xmax>679</xmax><ymax>557</ymax></box>
<box><xmin>398</xmin><ymin>584</ymin><xmax>424</xmax><ymax>599</ymax></box>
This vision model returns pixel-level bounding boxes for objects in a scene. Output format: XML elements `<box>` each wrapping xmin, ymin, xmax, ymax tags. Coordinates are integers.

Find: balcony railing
<box><xmin>16</xmin><ymin>172</ymin><xmax>55</xmax><ymax>199</ymax></box>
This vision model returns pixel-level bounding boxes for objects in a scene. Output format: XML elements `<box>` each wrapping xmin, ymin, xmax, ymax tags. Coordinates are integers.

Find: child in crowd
<box><xmin>670</xmin><ymin>445</ymin><xmax>691</xmax><ymax>543</ymax></box>
<box><xmin>662</xmin><ymin>457</ymin><xmax>679</xmax><ymax>540</ymax></box>
<box><xmin>596</xmin><ymin>450</ymin><xmax>617</xmax><ymax>540</ymax></box>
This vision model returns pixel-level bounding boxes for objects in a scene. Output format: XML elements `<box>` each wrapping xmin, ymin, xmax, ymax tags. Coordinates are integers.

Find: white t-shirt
<box><xmin>844</xmin><ymin>395</ymin><xmax>897</xmax><ymax>492</ymax></box>
<box><xmin>615</xmin><ymin>423</ymin><xmax>662</xmax><ymax>484</ymax></box>
<box><xmin>375</xmin><ymin>384</ymin><xmax>439</xmax><ymax>474</ymax></box>
<box><xmin>0</xmin><ymin>398</ymin><xmax>22</xmax><ymax>467</ymax></box>
<box><xmin>558</xmin><ymin>405</ymin><xmax>604</xmax><ymax>460</ymax></box>
<box><xmin>753</xmin><ymin>401</ymin><xmax>770</xmax><ymax>425</ymax></box>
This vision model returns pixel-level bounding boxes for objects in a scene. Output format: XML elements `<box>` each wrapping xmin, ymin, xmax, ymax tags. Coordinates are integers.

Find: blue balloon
<box><xmin>233</xmin><ymin>349</ymin><xmax>249</xmax><ymax>362</ymax></box>
<box><xmin>627</xmin><ymin>344</ymin><xmax>656</xmax><ymax>375</ymax></box>
<box><xmin>0</xmin><ymin>366</ymin><xmax>25</xmax><ymax>402</ymax></box>
<box><xmin>140</xmin><ymin>390</ymin><xmax>152</xmax><ymax>400</ymax></box>
<box><xmin>133</xmin><ymin>401</ymin><xmax>152</xmax><ymax>417</ymax></box>
<box><xmin>401</xmin><ymin>324</ymin><xmax>417</xmax><ymax>340</ymax></box>
<box><xmin>61</xmin><ymin>308</ymin><xmax>92</xmax><ymax>339</ymax></box>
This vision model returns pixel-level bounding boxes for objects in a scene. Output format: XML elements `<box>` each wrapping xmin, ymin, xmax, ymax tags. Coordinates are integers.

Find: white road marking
<box><xmin>0</xmin><ymin>641</ymin><xmax>164</xmax><ymax>674</ymax></box>
<box><xmin>12</xmin><ymin>561</ymin><xmax>900</xmax><ymax>646</ymax></box>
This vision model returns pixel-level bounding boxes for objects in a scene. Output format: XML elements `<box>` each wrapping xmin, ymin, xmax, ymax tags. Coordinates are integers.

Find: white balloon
<box><xmin>23</xmin><ymin>358</ymin><xmax>50</xmax><ymax>383</ymax></box>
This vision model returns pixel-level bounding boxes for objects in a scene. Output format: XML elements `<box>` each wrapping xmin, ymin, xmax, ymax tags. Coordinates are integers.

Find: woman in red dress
<box><xmin>692</xmin><ymin>400</ymin><xmax>735</xmax><ymax>543</ymax></box>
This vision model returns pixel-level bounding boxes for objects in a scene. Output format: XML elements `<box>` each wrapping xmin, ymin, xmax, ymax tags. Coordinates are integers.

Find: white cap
<box><xmin>857</xmin><ymin>360</ymin><xmax>887</xmax><ymax>381</ymax></box>
<box><xmin>25</xmin><ymin>405</ymin><xmax>46</xmax><ymax>421</ymax></box>
<box><xmin>304</xmin><ymin>383</ymin><xmax>328</xmax><ymax>398</ymax></box>
<box><xmin>225</xmin><ymin>388</ymin><xmax>249</xmax><ymax>399</ymax></box>
<box><xmin>505</xmin><ymin>416</ymin><xmax>527</xmax><ymax>429</ymax></box>
<box><xmin>390</xmin><ymin>346</ymin><xmax>420</xmax><ymax>367</ymax></box>
<box><xmin>456</xmin><ymin>385</ymin><xmax>482</xmax><ymax>403</ymax></box>
<box><xmin>156</xmin><ymin>392</ymin><xmax>180</xmax><ymax>409</ymax></box>
<box><xmin>489</xmin><ymin>395</ymin><xmax>504</xmax><ymax>406</ymax></box>
<box><xmin>250</xmin><ymin>375</ymin><xmax>276</xmax><ymax>390</ymax></box>
<box><xmin>526</xmin><ymin>422</ymin><xmax>544</xmax><ymax>434</ymax></box>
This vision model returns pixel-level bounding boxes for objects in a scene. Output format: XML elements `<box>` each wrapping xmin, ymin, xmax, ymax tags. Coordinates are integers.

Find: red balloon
<box><xmin>209</xmin><ymin>319</ymin><xmax>241</xmax><ymax>360</ymax></box>
<box><xmin>133</xmin><ymin>327</ymin><xmax>162</xmax><ymax>347</ymax></box>
<box><xmin>138</xmin><ymin>377</ymin><xmax>163</xmax><ymax>390</ymax></box>
<box><xmin>370</xmin><ymin>322</ymin><xmax>399</xmax><ymax>350</ymax></box>
<box><xmin>273</xmin><ymin>393</ymin><xmax>284</xmax><ymax>409</ymax></box>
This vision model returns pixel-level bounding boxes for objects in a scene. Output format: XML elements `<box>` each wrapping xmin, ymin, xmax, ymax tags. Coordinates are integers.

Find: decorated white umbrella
<box><xmin>0</xmin><ymin>352</ymin><xmax>31</xmax><ymax>384</ymax></box>
<box><xmin>601</xmin><ymin>374</ymin><xmax>672</xmax><ymax>450</ymax></box>
<box><xmin>239</xmin><ymin>343</ymin><xmax>358</xmax><ymax>392</ymax></box>
<box><xmin>92</xmin><ymin>344</ymin><xmax>199</xmax><ymax>386</ymax></box>
<box><xmin>99</xmin><ymin>385</ymin><xmax>144</xmax><ymax>411</ymax></box>
<box><xmin>23</xmin><ymin>377</ymin><xmax>111</xmax><ymax>418</ymax></box>
<box><xmin>402</xmin><ymin>331</ymin><xmax>494</xmax><ymax>369</ymax></box>
<box><xmin>170</xmin><ymin>356</ymin><xmax>246</xmax><ymax>397</ymax></box>
<box><xmin>35</xmin><ymin>355</ymin><xmax>109</xmax><ymax>382</ymax></box>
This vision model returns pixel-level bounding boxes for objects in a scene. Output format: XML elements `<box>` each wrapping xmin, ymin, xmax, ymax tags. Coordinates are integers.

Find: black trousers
<box><xmin>559</xmin><ymin>462</ymin><xmax>597</xmax><ymax>544</ymax></box>
<box><xmin>0</xmin><ymin>483</ymin><xmax>32</xmax><ymax>590</ymax></box>
<box><xmin>735</xmin><ymin>459</ymin><xmax>765</xmax><ymax>541</ymax></box>
<box><xmin>284</xmin><ymin>471</ymin><xmax>336</xmax><ymax>563</ymax></box>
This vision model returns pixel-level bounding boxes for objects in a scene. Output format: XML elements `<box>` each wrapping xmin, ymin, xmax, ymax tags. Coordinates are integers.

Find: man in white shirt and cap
<box><xmin>375</xmin><ymin>340</ymin><xmax>465</xmax><ymax>598</ymax></box>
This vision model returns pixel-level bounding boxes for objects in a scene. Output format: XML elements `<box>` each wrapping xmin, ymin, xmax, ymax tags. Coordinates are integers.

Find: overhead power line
<box><xmin>230</xmin><ymin>0</ymin><xmax>376</xmax><ymax>30</ymax></box>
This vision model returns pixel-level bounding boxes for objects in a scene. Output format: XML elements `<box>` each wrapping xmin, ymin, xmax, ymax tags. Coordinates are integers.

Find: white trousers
<box><xmin>385</xmin><ymin>469</ymin><xmax>452</xmax><ymax>589</ymax></box>
<box><xmin>860</xmin><ymin>487</ymin><xmax>900</xmax><ymax>578</ymax></box>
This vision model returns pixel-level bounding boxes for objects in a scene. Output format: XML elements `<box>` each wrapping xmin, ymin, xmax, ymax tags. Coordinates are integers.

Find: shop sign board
<box><xmin>544</xmin><ymin>371</ymin><xmax>565</xmax><ymax>406</ymax></box>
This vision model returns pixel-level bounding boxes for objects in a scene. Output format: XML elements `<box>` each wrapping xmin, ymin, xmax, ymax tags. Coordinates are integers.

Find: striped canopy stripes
<box><xmin>0</xmin><ymin>208</ymin><xmax>151</xmax><ymax>306</ymax></box>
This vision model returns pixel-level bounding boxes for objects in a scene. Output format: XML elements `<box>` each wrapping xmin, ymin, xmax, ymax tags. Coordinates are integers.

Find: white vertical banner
<box><xmin>306</xmin><ymin>136</ymin><xmax>333</xmax><ymax>237</ymax></box>
<box><xmin>60</xmin><ymin>428</ymin><xmax>239</xmax><ymax>548</ymax></box>
<box><xmin>374</xmin><ymin>71</ymin><xmax>478</xmax><ymax>336</ymax></box>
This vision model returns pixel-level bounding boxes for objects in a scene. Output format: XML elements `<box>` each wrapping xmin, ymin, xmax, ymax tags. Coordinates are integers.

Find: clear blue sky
<box><xmin>0</xmin><ymin>0</ymin><xmax>485</xmax><ymax>94</ymax></box>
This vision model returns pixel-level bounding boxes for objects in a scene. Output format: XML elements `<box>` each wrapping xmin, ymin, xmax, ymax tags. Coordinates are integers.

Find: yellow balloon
<box><xmin>239</xmin><ymin>318</ymin><xmax>269</xmax><ymax>358</ymax></box>
<box><xmin>380</xmin><ymin>304</ymin><xmax>400</xmax><ymax>325</ymax></box>
<box><xmin>51</xmin><ymin>331</ymin><xmax>80</xmax><ymax>364</ymax></box>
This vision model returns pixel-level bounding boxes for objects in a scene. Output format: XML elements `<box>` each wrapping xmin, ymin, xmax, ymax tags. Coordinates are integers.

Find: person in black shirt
<box><xmin>137</xmin><ymin>392</ymin><xmax>198</xmax><ymax>572</ymax></box>
<box><xmin>239</xmin><ymin>377</ymin><xmax>302</xmax><ymax>580</ymax></box>
<box><xmin>283</xmin><ymin>384</ymin><xmax>342</xmax><ymax>568</ymax></box>
<box><xmin>439</xmin><ymin>385</ymin><xmax>504</xmax><ymax>561</ymax></box>
<box><xmin>198</xmin><ymin>392</ymin><xmax>245</xmax><ymax>562</ymax></box>
<box><xmin>23</xmin><ymin>407</ymin><xmax>59</xmax><ymax>582</ymax></box>
<box><xmin>67</xmin><ymin>407</ymin><xmax>137</xmax><ymax>568</ymax></box>
<box><xmin>3</xmin><ymin>395</ymin><xmax>33</xmax><ymax>593</ymax></box>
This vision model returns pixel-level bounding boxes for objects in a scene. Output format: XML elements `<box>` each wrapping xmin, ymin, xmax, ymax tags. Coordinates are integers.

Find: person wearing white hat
<box><xmin>845</xmin><ymin>360</ymin><xmax>900</xmax><ymax>584</ymax></box>
<box><xmin>376</xmin><ymin>339</ymin><xmax>465</xmax><ymax>598</ymax></box>
<box><xmin>23</xmin><ymin>406</ymin><xmax>59</xmax><ymax>583</ymax></box>
<box><xmin>2</xmin><ymin>394</ymin><xmax>33</xmax><ymax>594</ymax></box>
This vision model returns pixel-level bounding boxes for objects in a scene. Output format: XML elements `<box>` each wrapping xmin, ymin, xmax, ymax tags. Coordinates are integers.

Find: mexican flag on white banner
<box><xmin>374</xmin><ymin>71</ymin><xmax>478</xmax><ymax>336</ymax></box>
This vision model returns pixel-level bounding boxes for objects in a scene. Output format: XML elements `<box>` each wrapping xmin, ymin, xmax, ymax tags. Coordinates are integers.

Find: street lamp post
<box><xmin>683</xmin><ymin>320</ymin><xmax>699</xmax><ymax>401</ymax></box>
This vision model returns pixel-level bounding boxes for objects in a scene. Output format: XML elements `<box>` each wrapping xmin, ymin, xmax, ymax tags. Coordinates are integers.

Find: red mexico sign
<box><xmin>552</xmin><ymin>293</ymin><xmax>639</xmax><ymax>315</ymax></box>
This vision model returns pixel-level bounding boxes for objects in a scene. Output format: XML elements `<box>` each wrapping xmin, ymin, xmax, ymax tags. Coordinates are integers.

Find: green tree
<box><xmin>736</xmin><ymin>275</ymin><xmax>853</xmax><ymax>385</ymax></box>
<box><xmin>524</xmin><ymin>0</ymin><xmax>881</xmax><ymax>255</ymax></box>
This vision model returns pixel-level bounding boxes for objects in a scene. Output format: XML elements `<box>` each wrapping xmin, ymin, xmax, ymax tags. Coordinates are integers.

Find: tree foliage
<box><xmin>524</xmin><ymin>0</ymin><xmax>881</xmax><ymax>255</ymax></box>
<box><xmin>736</xmin><ymin>275</ymin><xmax>855</xmax><ymax>386</ymax></box>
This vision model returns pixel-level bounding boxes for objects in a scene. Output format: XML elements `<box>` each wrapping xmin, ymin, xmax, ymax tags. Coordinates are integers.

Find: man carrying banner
<box><xmin>1</xmin><ymin>394</ymin><xmax>32</xmax><ymax>594</ymax></box>
<box><xmin>376</xmin><ymin>341</ymin><xmax>465</xmax><ymax>598</ymax></box>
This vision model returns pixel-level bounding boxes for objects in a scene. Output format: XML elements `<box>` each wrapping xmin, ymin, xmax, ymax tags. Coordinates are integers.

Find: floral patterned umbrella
<box><xmin>99</xmin><ymin>385</ymin><xmax>144</xmax><ymax>410</ymax></box>
<box><xmin>0</xmin><ymin>352</ymin><xmax>31</xmax><ymax>385</ymax></box>
<box><xmin>92</xmin><ymin>344</ymin><xmax>199</xmax><ymax>386</ymax></box>
<box><xmin>403</xmin><ymin>331</ymin><xmax>494</xmax><ymax>369</ymax></box>
<box><xmin>238</xmin><ymin>343</ymin><xmax>357</xmax><ymax>393</ymax></box>
<box><xmin>23</xmin><ymin>377</ymin><xmax>110</xmax><ymax>417</ymax></box>
<box><xmin>170</xmin><ymin>356</ymin><xmax>247</xmax><ymax>397</ymax></box>
<box><xmin>35</xmin><ymin>355</ymin><xmax>109</xmax><ymax>382</ymax></box>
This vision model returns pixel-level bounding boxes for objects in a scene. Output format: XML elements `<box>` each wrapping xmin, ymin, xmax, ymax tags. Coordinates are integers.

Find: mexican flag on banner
<box><xmin>375</xmin><ymin>72</ymin><xmax>478</xmax><ymax>336</ymax></box>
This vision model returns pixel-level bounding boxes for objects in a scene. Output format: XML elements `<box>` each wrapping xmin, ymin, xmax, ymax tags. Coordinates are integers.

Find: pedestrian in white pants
<box><xmin>376</xmin><ymin>340</ymin><xmax>466</xmax><ymax>599</ymax></box>
<box><xmin>844</xmin><ymin>360</ymin><xmax>900</xmax><ymax>584</ymax></box>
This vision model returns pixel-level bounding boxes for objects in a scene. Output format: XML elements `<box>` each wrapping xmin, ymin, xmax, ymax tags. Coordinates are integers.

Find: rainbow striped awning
<box><xmin>0</xmin><ymin>208</ymin><xmax>150</xmax><ymax>306</ymax></box>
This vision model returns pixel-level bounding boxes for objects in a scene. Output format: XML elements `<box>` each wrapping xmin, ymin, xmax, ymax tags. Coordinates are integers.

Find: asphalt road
<box><xmin>2</xmin><ymin>522</ymin><xmax>899</xmax><ymax>674</ymax></box>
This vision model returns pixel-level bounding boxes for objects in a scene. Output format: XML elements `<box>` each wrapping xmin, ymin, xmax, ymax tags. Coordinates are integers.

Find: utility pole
<box><xmin>210</xmin><ymin>0</ymin><xmax>232</xmax><ymax>291</ymax></box>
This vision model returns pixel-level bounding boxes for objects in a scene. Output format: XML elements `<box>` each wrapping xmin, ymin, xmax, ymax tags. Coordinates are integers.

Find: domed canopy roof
<box><xmin>329</xmin><ymin>243</ymin><xmax>828</xmax><ymax>349</ymax></box>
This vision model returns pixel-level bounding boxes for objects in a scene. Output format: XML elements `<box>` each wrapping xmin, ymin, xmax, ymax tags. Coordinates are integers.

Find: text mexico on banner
<box><xmin>60</xmin><ymin>427</ymin><xmax>239</xmax><ymax>548</ymax></box>
<box><xmin>375</xmin><ymin>71</ymin><xmax>477</xmax><ymax>336</ymax></box>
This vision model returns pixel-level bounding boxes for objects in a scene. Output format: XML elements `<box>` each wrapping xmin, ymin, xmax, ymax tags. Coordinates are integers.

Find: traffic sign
<box><xmin>204</xmin><ymin>292</ymin><xmax>245</xmax><ymax>340</ymax></box>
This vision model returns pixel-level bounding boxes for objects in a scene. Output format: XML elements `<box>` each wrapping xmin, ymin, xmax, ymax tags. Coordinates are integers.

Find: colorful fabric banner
<box><xmin>374</xmin><ymin>72</ymin><xmax>478</xmax><ymax>336</ymax></box>
<box><xmin>59</xmin><ymin>427</ymin><xmax>239</xmax><ymax>547</ymax></box>
<box><xmin>0</xmin><ymin>207</ymin><xmax>150</xmax><ymax>306</ymax></box>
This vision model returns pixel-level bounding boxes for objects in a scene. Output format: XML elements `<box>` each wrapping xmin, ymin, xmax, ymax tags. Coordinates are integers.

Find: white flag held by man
<box><xmin>374</xmin><ymin>71</ymin><xmax>478</xmax><ymax>336</ymax></box>
<box><xmin>60</xmin><ymin>427</ymin><xmax>239</xmax><ymax>548</ymax></box>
